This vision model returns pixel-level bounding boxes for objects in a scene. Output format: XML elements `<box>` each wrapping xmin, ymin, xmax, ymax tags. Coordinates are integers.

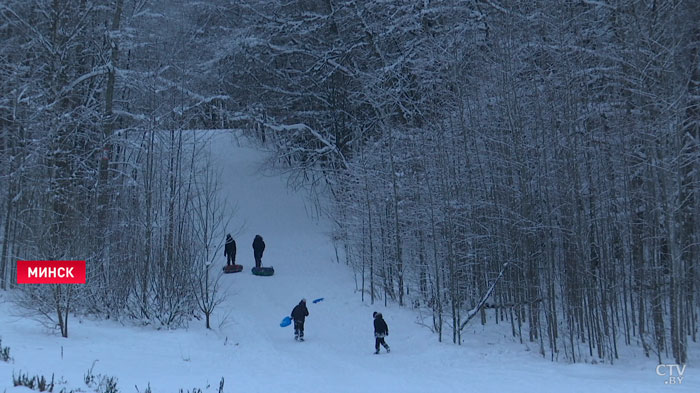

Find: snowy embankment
<box><xmin>0</xmin><ymin>131</ymin><xmax>697</xmax><ymax>393</ymax></box>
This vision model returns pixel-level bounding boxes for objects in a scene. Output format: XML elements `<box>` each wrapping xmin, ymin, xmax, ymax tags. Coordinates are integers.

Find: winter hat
<box><xmin>301</xmin><ymin>298</ymin><xmax>306</xmax><ymax>304</ymax></box>
<box><xmin>373</xmin><ymin>311</ymin><xmax>377</xmax><ymax>318</ymax></box>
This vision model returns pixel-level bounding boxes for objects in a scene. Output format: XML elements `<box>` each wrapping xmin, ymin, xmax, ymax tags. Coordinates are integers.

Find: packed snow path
<box><xmin>0</xmin><ymin>131</ymin><xmax>697</xmax><ymax>392</ymax></box>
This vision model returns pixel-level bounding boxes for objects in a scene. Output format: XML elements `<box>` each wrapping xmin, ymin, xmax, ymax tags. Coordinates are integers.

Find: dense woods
<box><xmin>0</xmin><ymin>0</ymin><xmax>231</xmax><ymax>332</ymax></box>
<box><xmin>1</xmin><ymin>0</ymin><xmax>698</xmax><ymax>365</ymax></box>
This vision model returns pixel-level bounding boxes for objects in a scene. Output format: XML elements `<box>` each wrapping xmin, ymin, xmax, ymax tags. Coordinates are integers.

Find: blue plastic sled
<box><xmin>280</xmin><ymin>316</ymin><xmax>292</xmax><ymax>327</ymax></box>
<box><xmin>312</xmin><ymin>298</ymin><xmax>324</xmax><ymax>304</ymax></box>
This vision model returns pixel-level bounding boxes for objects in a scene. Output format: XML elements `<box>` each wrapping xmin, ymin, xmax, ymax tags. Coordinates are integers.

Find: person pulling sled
<box><xmin>291</xmin><ymin>299</ymin><xmax>309</xmax><ymax>341</ymax></box>
<box><xmin>373</xmin><ymin>312</ymin><xmax>390</xmax><ymax>354</ymax></box>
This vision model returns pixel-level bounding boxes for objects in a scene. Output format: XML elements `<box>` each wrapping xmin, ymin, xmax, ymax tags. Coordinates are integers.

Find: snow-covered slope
<box><xmin>0</xmin><ymin>131</ymin><xmax>697</xmax><ymax>392</ymax></box>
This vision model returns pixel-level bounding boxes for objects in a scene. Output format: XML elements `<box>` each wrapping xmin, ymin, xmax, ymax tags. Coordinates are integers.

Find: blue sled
<box><xmin>312</xmin><ymin>298</ymin><xmax>324</xmax><ymax>304</ymax></box>
<box><xmin>280</xmin><ymin>316</ymin><xmax>292</xmax><ymax>327</ymax></box>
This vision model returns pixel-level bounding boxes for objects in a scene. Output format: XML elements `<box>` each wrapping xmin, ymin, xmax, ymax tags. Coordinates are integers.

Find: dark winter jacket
<box><xmin>374</xmin><ymin>314</ymin><xmax>389</xmax><ymax>337</ymax></box>
<box><xmin>291</xmin><ymin>301</ymin><xmax>309</xmax><ymax>323</ymax></box>
<box><xmin>252</xmin><ymin>235</ymin><xmax>265</xmax><ymax>259</ymax></box>
<box><xmin>224</xmin><ymin>235</ymin><xmax>236</xmax><ymax>257</ymax></box>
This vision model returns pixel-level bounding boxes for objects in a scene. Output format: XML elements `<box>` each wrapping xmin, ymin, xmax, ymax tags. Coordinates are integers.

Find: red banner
<box><xmin>16</xmin><ymin>260</ymin><xmax>86</xmax><ymax>284</ymax></box>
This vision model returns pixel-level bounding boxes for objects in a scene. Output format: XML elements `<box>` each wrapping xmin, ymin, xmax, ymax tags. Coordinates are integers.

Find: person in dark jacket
<box><xmin>291</xmin><ymin>299</ymin><xmax>309</xmax><ymax>341</ymax></box>
<box><xmin>252</xmin><ymin>235</ymin><xmax>265</xmax><ymax>268</ymax></box>
<box><xmin>373</xmin><ymin>311</ymin><xmax>390</xmax><ymax>354</ymax></box>
<box><xmin>224</xmin><ymin>234</ymin><xmax>237</xmax><ymax>266</ymax></box>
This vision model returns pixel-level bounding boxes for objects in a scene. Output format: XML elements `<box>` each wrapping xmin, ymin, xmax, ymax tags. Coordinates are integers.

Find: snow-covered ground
<box><xmin>1</xmin><ymin>131</ymin><xmax>697</xmax><ymax>392</ymax></box>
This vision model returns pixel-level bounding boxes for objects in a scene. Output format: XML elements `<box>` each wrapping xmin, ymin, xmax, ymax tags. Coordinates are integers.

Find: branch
<box><xmin>265</xmin><ymin>122</ymin><xmax>349</xmax><ymax>169</ymax></box>
<box><xmin>459</xmin><ymin>262</ymin><xmax>510</xmax><ymax>332</ymax></box>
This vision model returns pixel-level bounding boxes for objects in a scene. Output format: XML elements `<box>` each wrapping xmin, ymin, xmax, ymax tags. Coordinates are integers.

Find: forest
<box><xmin>1</xmin><ymin>0</ymin><xmax>698</xmax><ymax>365</ymax></box>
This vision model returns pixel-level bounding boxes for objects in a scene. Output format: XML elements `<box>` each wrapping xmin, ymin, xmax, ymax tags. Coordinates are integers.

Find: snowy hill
<box><xmin>0</xmin><ymin>131</ymin><xmax>697</xmax><ymax>393</ymax></box>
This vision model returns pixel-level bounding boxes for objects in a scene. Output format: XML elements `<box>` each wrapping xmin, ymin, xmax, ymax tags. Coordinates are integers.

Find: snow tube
<box><xmin>252</xmin><ymin>266</ymin><xmax>274</xmax><ymax>276</ymax></box>
<box><xmin>223</xmin><ymin>264</ymin><xmax>243</xmax><ymax>273</ymax></box>
<box><xmin>280</xmin><ymin>316</ymin><xmax>292</xmax><ymax>327</ymax></box>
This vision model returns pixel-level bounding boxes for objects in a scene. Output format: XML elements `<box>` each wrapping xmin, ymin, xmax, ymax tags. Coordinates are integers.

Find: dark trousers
<box><xmin>254</xmin><ymin>255</ymin><xmax>262</xmax><ymax>268</ymax></box>
<box><xmin>294</xmin><ymin>321</ymin><xmax>305</xmax><ymax>339</ymax></box>
<box><xmin>375</xmin><ymin>337</ymin><xmax>389</xmax><ymax>351</ymax></box>
<box><xmin>226</xmin><ymin>255</ymin><xmax>235</xmax><ymax>265</ymax></box>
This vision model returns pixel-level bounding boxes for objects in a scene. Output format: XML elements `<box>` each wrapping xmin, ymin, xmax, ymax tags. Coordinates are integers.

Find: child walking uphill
<box><xmin>373</xmin><ymin>312</ymin><xmax>390</xmax><ymax>354</ymax></box>
<box><xmin>291</xmin><ymin>299</ymin><xmax>309</xmax><ymax>341</ymax></box>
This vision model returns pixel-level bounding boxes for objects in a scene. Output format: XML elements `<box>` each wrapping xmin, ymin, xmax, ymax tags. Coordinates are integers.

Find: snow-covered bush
<box><xmin>0</xmin><ymin>337</ymin><xmax>11</xmax><ymax>362</ymax></box>
<box><xmin>12</xmin><ymin>371</ymin><xmax>54</xmax><ymax>392</ymax></box>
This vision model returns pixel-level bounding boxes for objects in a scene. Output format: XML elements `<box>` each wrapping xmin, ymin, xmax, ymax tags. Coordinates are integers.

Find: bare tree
<box><xmin>191</xmin><ymin>143</ymin><xmax>236</xmax><ymax>329</ymax></box>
